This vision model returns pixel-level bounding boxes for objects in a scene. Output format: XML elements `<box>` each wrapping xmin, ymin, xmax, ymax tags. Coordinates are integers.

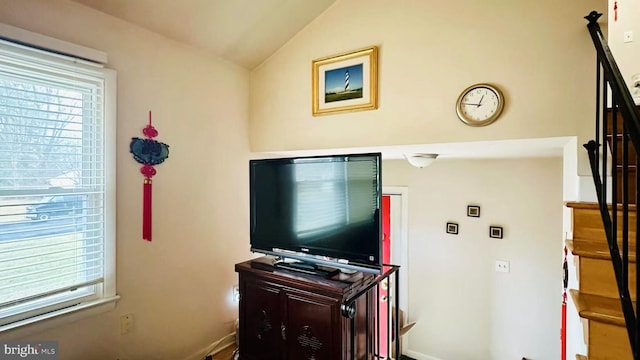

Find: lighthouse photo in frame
<box><xmin>312</xmin><ymin>46</ymin><xmax>378</xmax><ymax>116</ymax></box>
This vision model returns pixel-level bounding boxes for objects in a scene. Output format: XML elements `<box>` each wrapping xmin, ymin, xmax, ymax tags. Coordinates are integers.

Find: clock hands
<box><xmin>462</xmin><ymin>94</ymin><xmax>485</xmax><ymax>108</ymax></box>
<box><xmin>462</xmin><ymin>100</ymin><xmax>482</xmax><ymax>107</ymax></box>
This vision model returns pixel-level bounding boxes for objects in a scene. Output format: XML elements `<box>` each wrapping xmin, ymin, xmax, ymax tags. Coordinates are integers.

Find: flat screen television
<box><xmin>250</xmin><ymin>153</ymin><xmax>382</xmax><ymax>275</ymax></box>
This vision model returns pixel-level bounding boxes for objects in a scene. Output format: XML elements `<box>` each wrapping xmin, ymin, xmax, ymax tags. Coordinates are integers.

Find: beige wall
<box><xmin>383</xmin><ymin>157</ymin><xmax>563</xmax><ymax>360</ymax></box>
<box><xmin>250</xmin><ymin>0</ymin><xmax>605</xmax><ymax>174</ymax></box>
<box><xmin>609</xmin><ymin>0</ymin><xmax>640</xmax><ymax>89</ymax></box>
<box><xmin>249</xmin><ymin>3</ymin><xmax>605</xmax><ymax>355</ymax></box>
<box><xmin>0</xmin><ymin>0</ymin><xmax>609</xmax><ymax>359</ymax></box>
<box><xmin>0</xmin><ymin>0</ymin><xmax>252</xmax><ymax>359</ymax></box>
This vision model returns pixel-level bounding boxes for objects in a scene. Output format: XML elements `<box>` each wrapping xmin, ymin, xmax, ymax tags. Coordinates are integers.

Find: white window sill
<box><xmin>0</xmin><ymin>295</ymin><xmax>120</xmax><ymax>337</ymax></box>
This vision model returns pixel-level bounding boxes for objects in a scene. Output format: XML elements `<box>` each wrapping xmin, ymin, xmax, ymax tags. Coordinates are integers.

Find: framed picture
<box><xmin>489</xmin><ymin>226</ymin><xmax>503</xmax><ymax>239</ymax></box>
<box><xmin>446</xmin><ymin>222</ymin><xmax>458</xmax><ymax>235</ymax></box>
<box><xmin>467</xmin><ymin>205</ymin><xmax>480</xmax><ymax>217</ymax></box>
<box><xmin>312</xmin><ymin>46</ymin><xmax>378</xmax><ymax>116</ymax></box>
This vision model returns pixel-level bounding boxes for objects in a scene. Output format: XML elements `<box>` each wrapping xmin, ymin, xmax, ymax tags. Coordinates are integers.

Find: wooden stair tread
<box><xmin>607</xmin><ymin>133</ymin><xmax>638</xmax><ymax>141</ymax></box>
<box><xmin>569</xmin><ymin>289</ymin><xmax>628</xmax><ymax>326</ymax></box>
<box><xmin>567</xmin><ymin>239</ymin><xmax>637</xmax><ymax>262</ymax></box>
<box><xmin>607</xmin><ymin>132</ymin><xmax>639</xmax><ymax>146</ymax></box>
<box><xmin>569</xmin><ymin>184</ymin><xmax>638</xmax><ymax>358</ymax></box>
<box><xmin>566</xmin><ymin>202</ymin><xmax>637</xmax><ymax>211</ymax></box>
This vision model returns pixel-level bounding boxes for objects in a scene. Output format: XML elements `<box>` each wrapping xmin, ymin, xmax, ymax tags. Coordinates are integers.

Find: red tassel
<box><xmin>561</xmin><ymin>245</ymin><xmax>568</xmax><ymax>360</ymax></box>
<box><xmin>143</xmin><ymin>178</ymin><xmax>152</xmax><ymax>241</ymax></box>
<box><xmin>561</xmin><ymin>300</ymin><xmax>567</xmax><ymax>360</ymax></box>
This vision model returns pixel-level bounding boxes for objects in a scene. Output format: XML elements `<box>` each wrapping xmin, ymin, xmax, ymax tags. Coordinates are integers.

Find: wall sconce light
<box><xmin>404</xmin><ymin>153</ymin><xmax>438</xmax><ymax>168</ymax></box>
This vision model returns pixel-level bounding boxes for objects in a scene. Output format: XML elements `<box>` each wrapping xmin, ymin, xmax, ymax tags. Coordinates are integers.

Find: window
<box><xmin>0</xmin><ymin>37</ymin><xmax>116</xmax><ymax>330</ymax></box>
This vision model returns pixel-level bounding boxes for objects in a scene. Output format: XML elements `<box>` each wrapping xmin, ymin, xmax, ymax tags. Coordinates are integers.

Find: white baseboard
<box><xmin>404</xmin><ymin>349</ymin><xmax>445</xmax><ymax>360</ymax></box>
<box><xmin>210</xmin><ymin>338</ymin><xmax>236</xmax><ymax>355</ymax></box>
<box><xmin>182</xmin><ymin>332</ymin><xmax>236</xmax><ymax>360</ymax></box>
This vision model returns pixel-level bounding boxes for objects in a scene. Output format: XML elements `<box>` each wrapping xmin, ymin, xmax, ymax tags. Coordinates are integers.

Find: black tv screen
<box><xmin>249</xmin><ymin>153</ymin><xmax>382</xmax><ymax>274</ymax></box>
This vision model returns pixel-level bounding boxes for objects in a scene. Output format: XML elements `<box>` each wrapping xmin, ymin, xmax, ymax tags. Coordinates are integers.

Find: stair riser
<box><xmin>573</xmin><ymin>208</ymin><xmax>636</xmax><ymax>244</ymax></box>
<box><xmin>615</xmin><ymin>168</ymin><xmax>638</xmax><ymax>204</ymax></box>
<box><xmin>606</xmin><ymin>106</ymin><xmax>640</xmax><ymax>133</ymax></box>
<box><xmin>610</xmin><ymin>139</ymin><xmax>638</xmax><ymax>164</ymax></box>
<box><xmin>579</xmin><ymin>257</ymin><xmax>636</xmax><ymax>300</ymax></box>
<box><xmin>573</xmin><ymin>229</ymin><xmax>638</xmax><ymax>246</ymax></box>
<box><xmin>606</xmin><ymin>106</ymin><xmax>639</xmax><ymax>205</ymax></box>
<box><xmin>607</xmin><ymin>108</ymin><xmax>631</xmax><ymax>133</ymax></box>
<box><xmin>588</xmin><ymin>321</ymin><xmax>632</xmax><ymax>360</ymax></box>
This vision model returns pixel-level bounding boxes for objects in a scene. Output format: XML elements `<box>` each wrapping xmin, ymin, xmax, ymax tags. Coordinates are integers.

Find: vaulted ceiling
<box><xmin>69</xmin><ymin>0</ymin><xmax>570</xmax><ymax>160</ymax></box>
<box><xmin>70</xmin><ymin>0</ymin><xmax>336</xmax><ymax>69</ymax></box>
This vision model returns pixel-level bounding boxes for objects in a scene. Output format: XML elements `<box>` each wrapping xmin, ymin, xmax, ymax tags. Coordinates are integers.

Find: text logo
<box><xmin>1</xmin><ymin>342</ymin><xmax>58</xmax><ymax>359</ymax></box>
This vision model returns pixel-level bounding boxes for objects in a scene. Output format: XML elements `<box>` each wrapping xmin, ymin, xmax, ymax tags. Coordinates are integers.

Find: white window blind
<box><xmin>294</xmin><ymin>158</ymin><xmax>378</xmax><ymax>238</ymax></box>
<box><xmin>0</xmin><ymin>38</ymin><xmax>116</xmax><ymax>328</ymax></box>
<box><xmin>345</xmin><ymin>160</ymin><xmax>378</xmax><ymax>223</ymax></box>
<box><xmin>294</xmin><ymin>161</ymin><xmax>347</xmax><ymax>236</ymax></box>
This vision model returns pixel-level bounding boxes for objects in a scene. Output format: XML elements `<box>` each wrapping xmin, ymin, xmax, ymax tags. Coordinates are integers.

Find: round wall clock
<box><xmin>455</xmin><ymin>83</ymin><xmax>505</xmax><ymax>127</ymax></box>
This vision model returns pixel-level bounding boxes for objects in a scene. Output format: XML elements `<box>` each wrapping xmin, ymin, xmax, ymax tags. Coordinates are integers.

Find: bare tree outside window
<box><xmin>0</xmin><ymin>78</ymin><xmax>85</xmax><ymax>190</ymax></box>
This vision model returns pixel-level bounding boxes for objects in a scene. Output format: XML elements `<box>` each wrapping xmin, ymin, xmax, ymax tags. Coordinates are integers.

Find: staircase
<box><xmin>566</xmin><ymin>202</ymin><xmax>636</xmax><ymax>359</ymax></box>
<box><xmin>565</xmin><ymin>108</ymin><xmax>639</xmax><ymax>360</ymax></box>
<box><xmin>573</xmin><ymin>10</ymin><xmax>640</xmax><ymax>360</ymax></box>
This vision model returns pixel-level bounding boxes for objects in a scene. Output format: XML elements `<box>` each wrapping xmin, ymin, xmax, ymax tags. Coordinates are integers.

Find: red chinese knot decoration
<box><xmin>130</xmin><ymin>111</ymin><xmax>170</xmax><ymax>241</ymax></box>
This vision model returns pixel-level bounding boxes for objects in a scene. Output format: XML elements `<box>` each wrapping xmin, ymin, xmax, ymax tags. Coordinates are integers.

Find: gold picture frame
<box><xmin>312</xmin><ymin>46</ymin><xmax>378</xmax><ymax>116</ymax></box>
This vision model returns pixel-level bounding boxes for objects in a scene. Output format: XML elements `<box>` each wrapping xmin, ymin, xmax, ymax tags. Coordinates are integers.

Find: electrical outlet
<box><xmin>495</xmin><ymin>260</ymin><xmax>510</xmax><ymax>273</ymax></box>
<box><xmin>120</xmin><ymin>313</ymin><xmax>134</xmax><ymax>335</ymax></box>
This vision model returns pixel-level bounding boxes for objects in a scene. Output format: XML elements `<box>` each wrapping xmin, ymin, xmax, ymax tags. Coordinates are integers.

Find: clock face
<box><xmin>456</xmin><ymin>84</ymin><xmax>504</xmax><ymax>127</ymax></box>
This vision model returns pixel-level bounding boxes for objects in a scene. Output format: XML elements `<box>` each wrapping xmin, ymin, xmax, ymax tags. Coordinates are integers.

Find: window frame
<box><xmin>0</xmin><ymin>27</ymin><xmax>117</xmax><ymax>333</ymax></box>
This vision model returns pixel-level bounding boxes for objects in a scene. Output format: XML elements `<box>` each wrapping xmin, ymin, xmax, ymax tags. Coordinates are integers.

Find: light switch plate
<box><xmin>495</xmin><ymin>260</ymin><xmax>510</xmax><ymax>273</ymax></box>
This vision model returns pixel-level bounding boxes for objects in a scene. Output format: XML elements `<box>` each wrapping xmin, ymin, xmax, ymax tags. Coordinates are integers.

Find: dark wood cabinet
<box><xmin>242</xmin><ymin>280</ymin><xmax>282</xmax><ymax>359</ymax></box>
<box><xmin>235</xmin><ymin>257</ymin><xmax>377</xmax><ymax>360</ymax></box>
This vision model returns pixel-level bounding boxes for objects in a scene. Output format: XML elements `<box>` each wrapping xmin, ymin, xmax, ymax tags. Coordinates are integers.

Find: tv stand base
<box><xmin>273</xmin><ymin>259</ymin><xmax>340</xmax><ymax>278</ymax></box>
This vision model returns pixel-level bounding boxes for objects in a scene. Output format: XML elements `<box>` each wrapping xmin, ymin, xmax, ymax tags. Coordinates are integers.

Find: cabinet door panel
<box><xmin>240</xmin><ymin>280</ymin><xmax>282</xmax><ymax>360</ymax></box>
<box><xmin>284</xmin><ymin>292</ymin><xmax>339</xmax><ymax>360</ymax></box>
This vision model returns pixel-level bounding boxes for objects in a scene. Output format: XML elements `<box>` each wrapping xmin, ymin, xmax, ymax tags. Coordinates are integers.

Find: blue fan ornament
<box><xmin>130</xmin><ymin>138</ymin><xmax>169</xmax><ymax>166</ymax></box>
<box><xmin>130</xmin><ymin>111</ymin><xmax>169</xmax><ymax>241</ymax></box>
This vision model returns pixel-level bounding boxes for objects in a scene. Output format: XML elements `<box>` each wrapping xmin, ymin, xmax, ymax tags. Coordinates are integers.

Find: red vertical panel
<box><xmin>379</xmin><ymin>195</ymin><xmax>392</xmax><ymax>357</ymax></box>
<box><xmin>382</xmin><ymin>195</ymin><xmax>391</xmax><ymax>263</ymax></box>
